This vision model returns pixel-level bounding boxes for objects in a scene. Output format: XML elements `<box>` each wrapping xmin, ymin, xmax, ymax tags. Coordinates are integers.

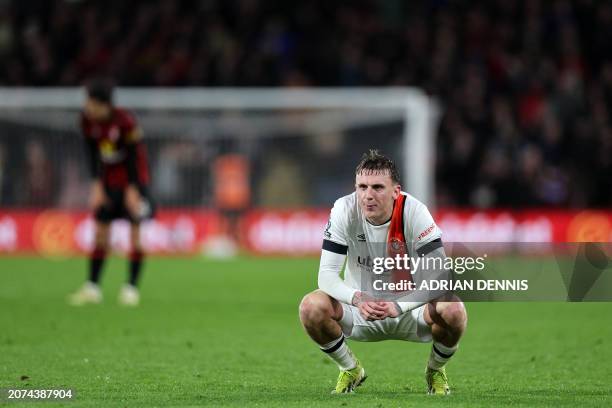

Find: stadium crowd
<box><xmin>0</xmin><ymin>0</ymin><xmax>610</xmax><ymax>207</ymax></box>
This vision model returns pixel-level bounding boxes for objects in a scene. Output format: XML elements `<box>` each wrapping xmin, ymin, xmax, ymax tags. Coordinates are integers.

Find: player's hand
<box><xmin>124</xmin><ymin>184</ymin><xmax>142</xmax><ymax>218</ymax></box>
<box><xmin>352</xmin><ymin>292</ymin><xmax>388</xmax><ymax>321</ymax></box>
<box><xmin>374</xmin><ymin>302</ymin><xmax>401</xmax><ymax>319</ymax></box>
<box><xmin>89</xmin><ymin>180</ymin><xmax>107</xmax><ymax>210</ymax></box>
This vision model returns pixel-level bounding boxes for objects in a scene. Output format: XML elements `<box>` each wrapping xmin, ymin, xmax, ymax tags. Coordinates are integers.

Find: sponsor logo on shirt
<box><xmin>357</xmin><ymin>255</ymin><xmax>374</xmax><ymax>267</ymax></box>
<box><xmin>417</xmin><ymin>223</ymin><xmax>436</xmax><ymax>241</ymax></box>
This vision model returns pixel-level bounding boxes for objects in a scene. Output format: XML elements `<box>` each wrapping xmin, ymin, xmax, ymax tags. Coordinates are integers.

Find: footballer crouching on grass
<box><xmin>299</xmin><ymin>150</ymin><xmax>467</xmax><ymax>395</ymax></box>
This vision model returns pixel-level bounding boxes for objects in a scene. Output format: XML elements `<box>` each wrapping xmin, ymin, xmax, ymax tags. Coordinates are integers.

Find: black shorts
<box><xmin>94</xmin><ymin>185</ymin><xmax>156</xmax><ymax>224</ymax></box>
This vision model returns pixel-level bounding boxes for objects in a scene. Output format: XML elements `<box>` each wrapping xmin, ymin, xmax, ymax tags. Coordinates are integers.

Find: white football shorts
<box><xmin>339</xmin><ymin>303</ymin><xmax>432</xmax><ymax>343</ymax></box>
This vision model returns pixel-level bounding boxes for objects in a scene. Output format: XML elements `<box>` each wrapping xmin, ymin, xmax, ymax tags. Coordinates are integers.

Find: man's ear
<box><xmin>392</xmin><ymin>184</ymin><xmax>401</xmax><ymax>199</ymax></box>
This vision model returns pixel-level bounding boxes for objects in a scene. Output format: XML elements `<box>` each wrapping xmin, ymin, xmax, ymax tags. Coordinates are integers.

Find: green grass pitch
<box><xmin>0</xmin><ymin>256</ymin><xmax>611</xmax><ymax>407</ymax></box>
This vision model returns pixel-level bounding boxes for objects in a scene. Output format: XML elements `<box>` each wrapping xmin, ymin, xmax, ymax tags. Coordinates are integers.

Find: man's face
<box><xmin>355</xmin><ymin>171</ymin><xmax>400</xmax><ymax>225</ymax></box>
<box><xmin>84</xmin><ymin>97</ymin><xmax>111</xmax><ymax>122</ymax></box>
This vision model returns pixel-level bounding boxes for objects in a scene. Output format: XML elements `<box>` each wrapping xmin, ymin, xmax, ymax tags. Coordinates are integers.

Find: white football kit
<box><xmin>318</xmin><ymin>192</ymin><xmax>442</xmax><ymax>342</ymax></box>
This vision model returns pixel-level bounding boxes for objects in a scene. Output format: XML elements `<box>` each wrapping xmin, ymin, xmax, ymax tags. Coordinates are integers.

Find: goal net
<box><xmin>0</xmin><ymin>87</ymin><xmax>438</xmax><ymax>209</ymax></box>
<box><xmin>0</xmin><ymin>88</ymin><xmax>438</xmax><ymax>255</ymax></box>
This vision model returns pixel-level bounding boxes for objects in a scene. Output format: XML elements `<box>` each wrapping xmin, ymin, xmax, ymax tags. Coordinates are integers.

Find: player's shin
<box><xmin>320</xmin><ymin>335</ymin><xmax>357</xmax><ymax>371</ymax></box>
<box><xmin>128</xmin><ymin>249</ymin><xmax>144</xmax><ymax>287</ymax></box>
<box><xmin>428</xmin><ymin>342</ymin><xmax>458</xmax><ymax>370</ymax></box>
<box><xmin>89</xmin><ymin>247</ymin><xmax>107</xmax><ymax>284</ymax></box>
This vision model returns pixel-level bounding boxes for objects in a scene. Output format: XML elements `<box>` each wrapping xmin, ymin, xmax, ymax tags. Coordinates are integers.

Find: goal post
<box><xmin>0</xmin><ymin>87</ymin><xmax>439</xmax><ymax>207</ymax></box>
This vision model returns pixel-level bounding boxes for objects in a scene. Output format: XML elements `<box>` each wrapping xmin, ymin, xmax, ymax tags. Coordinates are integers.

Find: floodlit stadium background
<box><xmin>0</xmin><ymin>0</ymin><xmax>610</xmax><ymax>255</ymax></box>
<box><xmin>0</xmin><ymin>2</ymin><xmax>611</xmax><ymax>406</ymax></box>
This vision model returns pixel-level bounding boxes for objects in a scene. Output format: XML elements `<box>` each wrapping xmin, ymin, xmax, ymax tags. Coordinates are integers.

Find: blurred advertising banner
<box><xmin>0</xmin><ymin>209</ymin><xmax>610</xmax><ymax>256</ymax></box>
<box><xmin>240</xmin><ymin>209</ymin><xmax>612</xmax><ymax>255</ymax></box>
<box><xmin>435</xmin><ymin>210</ymin><xmax>612</xmax><ymax>243</ymax></box>
<box><xmin>241</xmin><ymin>209</ymin><xmax>329</xmax><ymax>255</ymax></box>
<box><xmin>0</xmin><ymin>210</ymin><xmax>220</xmax><ymax>257</ymax></box>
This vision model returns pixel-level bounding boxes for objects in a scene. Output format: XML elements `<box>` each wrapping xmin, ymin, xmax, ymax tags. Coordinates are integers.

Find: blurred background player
<box><xmin>68</xmin><ymin>79</ymin><xmax>154</xmax><ymax>306</ymax></box>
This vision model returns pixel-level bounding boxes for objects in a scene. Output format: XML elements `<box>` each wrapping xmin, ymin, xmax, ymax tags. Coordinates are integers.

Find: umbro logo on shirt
<box><xmin>357</xmin><ymin>233</ymin><xmax>366</xmax><ymax>242</ymax></box>
<box><xmin>324</xmin><ymin>221</ymin><xmax>332</xmax><ymax>239</ymax></box>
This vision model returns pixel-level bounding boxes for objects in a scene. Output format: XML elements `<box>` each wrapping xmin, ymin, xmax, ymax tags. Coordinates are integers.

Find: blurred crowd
<box><xmin>0</xmin><ymin>0</ymin><xmax>610</xmax><ymax>207</ymax></box>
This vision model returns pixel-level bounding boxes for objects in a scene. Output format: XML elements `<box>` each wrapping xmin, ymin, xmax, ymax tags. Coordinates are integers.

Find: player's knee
<box><xmin>131</xmin><ymin>237</ymin><xmax>143</xmax><ymax>253</ymax></box>
<box><xmin>94</xmin><ymin>229</ymin><xmax>110</xmax><ymax>249</ymax></box>
<box><xmin>299</xmin><ymin>292</ymin><xmax>333</xmax><ymax>325</ymax></box>
<box><xmin>439</xmin><ymin>301</ymin><xmax>467</xmax><ymax>331</ymax></box>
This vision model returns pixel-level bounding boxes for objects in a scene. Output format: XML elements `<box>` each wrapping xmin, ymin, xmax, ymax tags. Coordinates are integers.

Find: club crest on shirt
<box><xmin>109</xmin><ymin>126</ymin><xmax>120</xmax><ymax>141</ymax></box>
<box><xmin>389</xmin><ymin>237</ymin><xmax>403</xmax><ymax>251</ymax></box>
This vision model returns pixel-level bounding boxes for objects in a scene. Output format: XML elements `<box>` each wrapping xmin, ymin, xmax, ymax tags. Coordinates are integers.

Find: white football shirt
<box><xmin>318</xmin><ymin>191</ymin><xmax>442</xmax><ymax>311</ymax></box>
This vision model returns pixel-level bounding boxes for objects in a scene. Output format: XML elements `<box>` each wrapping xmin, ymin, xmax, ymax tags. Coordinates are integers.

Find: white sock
<box><xmin>85</xmin><ymin>281</ymin><xmax>100</xmax><ymax>291</ymax></box>
<box><xmin>428</xmin><ymin>341</ymin><xmax>457</xmax><ymax>370</ymax></box>
<box><xmin>320</xmin><ymin>335</ymin><xmax>357</xmax><ymax>371</ymax></box>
